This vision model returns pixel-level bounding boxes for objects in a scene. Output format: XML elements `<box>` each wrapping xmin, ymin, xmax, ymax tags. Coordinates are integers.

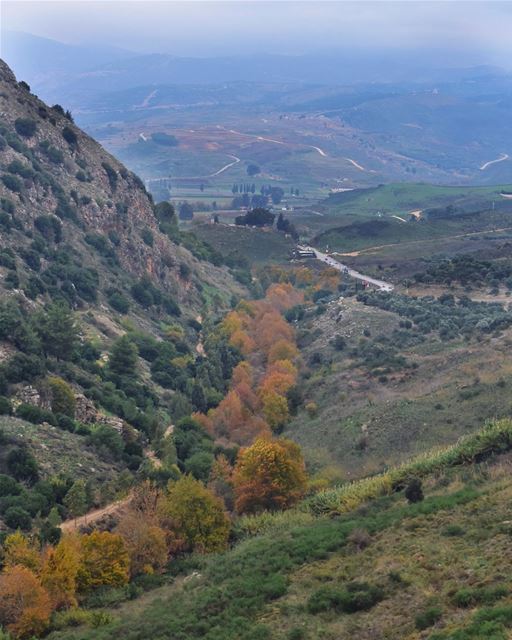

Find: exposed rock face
<box><xmin>74</xmin><ymin>393</ymin><xmax>99</xmax><ymax>424</ymax></box>
<box><xmin>13</xmin><ymin>385</ymin><xmax>45</xmax><ymax>408</ymax></box>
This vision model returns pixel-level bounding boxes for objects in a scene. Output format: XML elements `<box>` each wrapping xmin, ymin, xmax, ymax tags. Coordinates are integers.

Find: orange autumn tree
<box><xmin>0</xmin><ymin>565</ymin><xmax>52</xmax><ymax>639</ymax></box>
<box><xmin>115</xmin><ymin>510</ymin><xmax>168</xmax><ymax>577</ymax></box>
<box><xmin>233</xmin><ymin>437</ymin><xmax>307</xmax><ymax>514</ymax></box>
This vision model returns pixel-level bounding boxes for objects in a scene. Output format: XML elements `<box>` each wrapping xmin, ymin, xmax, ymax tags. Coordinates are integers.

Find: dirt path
<box><xmin>139</xmin><ymin>89</ymin><xmax>158</xmax><ymax>109</ymax></box>
<box><xmin>146</xmin><ymin>154</ymin><xmax>240</xmax><ymax>183</ymax></box>
<box><xmin>225</xmin><ymin>127</ymin><xmax>328</xmax><ymax>157</ymax></box>
<box><xmin>480</xmin><ymin>153</ymin><xmax>508</xmax><ymax>171</ymax></box>
<box><xmin>344</xmin><ymin>157</ymin><xmax>366</xmax><ymax>171</ymax></box>
<box><xmin>195</xmin><ymin>314</ymin><xmax>205</xmax><ymax>356</ymax></box>
<box><xmin>60</xmin><ymin>493</ymin><xmax>133</xmax><ymax>533</ymax></box>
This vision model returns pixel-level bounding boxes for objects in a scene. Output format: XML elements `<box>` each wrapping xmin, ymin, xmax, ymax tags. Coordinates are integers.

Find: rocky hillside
<box><xmin>0</xmin><ymin>59</ymin><xmax>246</xmax><ymax>534</ymax></box>
<box><xmin>0</xmin><ymin>59</ymin><xmax>242</xmax><ymax>311</ymax></box>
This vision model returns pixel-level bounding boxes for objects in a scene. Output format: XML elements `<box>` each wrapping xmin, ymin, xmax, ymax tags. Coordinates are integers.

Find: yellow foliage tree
<box><xmin>260</xmin><ymin>390</ymin><xmax>290</xmax><ymax>432</ymax></box>
<box><xmin>40</xmin><ymin>536</ymin><xmax>81</xmax><ymax>609</ymax></box>
<box><xmin>163</xmin><ymin>475</ymin><xmax>230</xmax><ymax>553</ymax></box>
<box><xmin>77</xmin><ymin>531</ymin><xmax>129</xmax><ymax>592</ymax></box>
<box><xmin>0</xmin><ymin>565</ymin><xmax>52</xmax><ymax>639</ymax></box>
<box><xmin>233</xmin><ymin>438</ymin><xmax>307</xmax><ymax>514</ymax></box>
<box><xmin>2</xmin><ymin>531</ymin><xmax>40</xmax><ymax>572</ymax></box>
<box><xmin>267</xmin><ymin>339</ymin><xmax>299</xmax><ymax>364</ymax></box>
<box><xmin>115</xmin><ymin>510</ymin><xmax>168</xmax><ymax>577</ymax></box>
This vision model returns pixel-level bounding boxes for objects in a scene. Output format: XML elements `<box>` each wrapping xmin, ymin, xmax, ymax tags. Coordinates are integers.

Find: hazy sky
<box><xmin>2</xmin><ymin>1</ymin><xmax>512</xmax><ymax>60</ymax></box>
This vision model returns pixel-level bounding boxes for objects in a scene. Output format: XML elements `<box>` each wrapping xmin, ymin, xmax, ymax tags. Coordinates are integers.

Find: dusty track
<box><xmin>60</xmin><ymin>493</ymin><xmax>133</xmax><ymax>533</ymax></box>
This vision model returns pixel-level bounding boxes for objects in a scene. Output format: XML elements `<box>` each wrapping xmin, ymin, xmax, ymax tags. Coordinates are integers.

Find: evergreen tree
<box><xmin>63</xmin><ymin>480</ymin><xmax>88</xmax><ymax>522</ymax></box>
<box><xmin>191</xmin><ymin>382</ymin><xmax>207</xmax><ymax>413</ymax></box>
<box><xmin>108</xmin><ymin>335</ymin><xmax>138</xmax><ymax>378</ymax></box>
<box><xmin>38</xmin><ymin>303</ymin><xmax>78</xmax><ymax>360</ymax></box>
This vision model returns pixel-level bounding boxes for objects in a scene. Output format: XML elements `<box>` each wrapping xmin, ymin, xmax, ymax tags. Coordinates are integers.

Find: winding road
<box><xmin>300</xmin><ymin>245</ymin><xmax>394</xmax><ymax>292</ymax></box>
<box><xmin>480</xmin><ymin>153</ymin><xmax>509</xmax><ymax>171</ymax></box>
<box><xmin>145</xmin><ymin>154</ymin><xmax>241</xmax><ymax>183</ymax></box>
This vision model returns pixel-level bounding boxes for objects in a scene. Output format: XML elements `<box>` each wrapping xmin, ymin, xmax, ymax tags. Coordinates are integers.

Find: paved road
<box><xmin>301</xmin><ymin>245</ymin><xmax>394</xmax><ymax>292</ymax></box>
<box><xmin>480</xmin><ymin>153</ymin><xmax>509</xmax><ymax>171</ymax></box>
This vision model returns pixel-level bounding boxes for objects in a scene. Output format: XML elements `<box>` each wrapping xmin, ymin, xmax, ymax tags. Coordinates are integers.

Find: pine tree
<box><xmin>63</xmin><ymin>480</ymin><xmax>87</xmax><ymax>522</ymax></box>
<box><xmin>108</xmin><ymin>335</ymin><xmax>138</xmax><ymax>378</ymax></box>
<box><xmin>38</xmin><ymin>303</ymin><xmax>78</xmax><ymax>360</ymax></box>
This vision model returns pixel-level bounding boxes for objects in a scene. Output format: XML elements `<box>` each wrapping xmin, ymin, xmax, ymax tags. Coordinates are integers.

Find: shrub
<box><xmin>141</xmin><ymin>228</ymin><xmax>154</xmax><ymax>247</ymax></box>
<box><xmin>106</xmin><ymin>289</ymin><xmax>130</xmax><ymax>314</ymax></box>
<box><xmin>1</xmin><ymin>174</ymin><xmax>22</xmax><ymax>192</ymax></box>
<box><xmin>14</xmin><ymin>117</ymin><xmax>37</xmax><ymax>137</ymax></box>
<box><xmin>4</xmin><ymin>271</ymin><xmax>19</xmax><ymax>289</ymax></box>
<box><xmin>3</xmin><ymin>506</ymin><xmax>32</xmax><ymax>530</ymax></box>
<box><xmin>6</xmin><ymin>447</ymin><xmax>39</xmax><ymax>484</ymax></box>
<box><xmin>7</xmin><ymin>159</ymin><xmax>35</xmax><ymax>179</ymax></box>
<box><xmin>307</xmin><ymin>582</ymin><xmax>383</xmax><ymax>614</ymax></box>
<box><xmin>441</xmin><ymin>524</ymin><xmax>465</xmax><ymax>537</ymax></box>
<box><xmin>452</xmin><ymin>586</ymin><xmax>509</xmax><ymax>608</ymax></box>
<box><xmin>15</xmin><ymin>403</ymin><xmax>56</xmax><ymax>426</ymax></box>
<box><xmin>101</xmin><ymin>162</ymin><xmax>118</xmax><ymax>190</ymax></box>
<box><xmin>0</xmin><ymin>474</ymin><xmax>21</xmax><ymax>496</ymax></box>
<box><xmin>34</xmin><ymin>215</ymin><xmax>62</xmax><ymax>243</ymax></box>
<box><xmin>405</xmin><ymin>478</ymin><xmax>424</xmax><ymax>503</ymax></box>
<box><xmin>0</xmin><ymin>396</ymin><xmax>12</xmax><ymax>415</ymax></box>
<box><xmin>415</xmin><ymin>606</ymin><xmax>442</xmax><ymax>630</ymax></box>
<box><xmin>48</xmin><ymin>376</ymin><xmax>76</xmax><ymax>417</ymax></box>
<box><xmin>76</xmin><ymin>170</ymin><xmax>88</xmax><ymax>182</ymax></box>
<box><xmin>6</xmin><ymin>353</ymin><xmax>45</xmax><ymax>383</ymax></box>
<box><xmin>45</xmin><ymin>145</ymin><xmax>65</xmax><ymax>165</ymax></box>
<box><xmin>305</xmin><ymin>402</ymin><xmax>318</xmax><ymax>418</ymax></box>
<box><xmin>62</xmin><ymin>126</ymin><xmax>78</xmax><ymax>145</ymax></box>
<box><xmin>88</xmin><ymin>424</ymin><xmax>125</xmax><ymax>460</ymax></box>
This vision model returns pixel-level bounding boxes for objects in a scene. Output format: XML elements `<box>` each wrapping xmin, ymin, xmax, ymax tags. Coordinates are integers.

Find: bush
<box><xmin>15</xmin><ymin>403</ymin><xmax>56</xmax><ymax>426</ymax></box>
<box><xmin>4</xmin><ymin>505</ymin><xmax>32</xmax><ymax>530</ymax></box>
<box><xmin>6</xmin><ymin>353</ymin><xmax>45</xmax><ymax>383</ymax></box>
<box><xmin>4</xmin><ymin>271</ymin><xmax>19</xmax><ymax>289</ymax></box>
<box><xmin>106</xmin><ymin>289</ymin><xmax>130</xmax><ymax>314</ymax></box>
<box><xmin>62</xmin><ymin>126</ymin><xmax>78</xmax><ymax>145</ymax></box>
<box><xmin>452</xmin><ymin>586</ymin><xmax>509</xmax><ymax>608</ymax></box>
<box><xmin>44</xmin><ymin>145</ymin><xmax>65</xmax><ymax>164</ymax></box>
<box><xmin>307</xmin><ymin>582</ymin><xmax>383</xmax><ymax>614</ymax></box>
<box><xmin>48</xmin><ymin>376</ymin><xmax>76</xmax><ymax>417</ymax></box>
<box><xmin>1</xmin><ymin>174</ymin><xmax>22</xmax><ymax>192</ymax></box>
<box><xmin>415</xmin><ymin>606</ymin><xmax>442</xmax><ymax>630</ymax></box>
<box><xmin>88</xmin><ymin>424</ymin><xmax>125</xmax><ymax>460</ymax></box>
<box><xmin>0</xmin><ymin>396</ymin><xmax>12</xmax><ymax>415</ymax></box>
<box><xmin>141</xmin><ymin>228</ymin><xmax>154</xmax><ymax>247</ymax></box>
<box><xmin>101</xmin><ymin>162</ymin><xmax>118</xmax><ymax>190</ymax></box>
<box><xmin>405</xmin><ymin>478</ymin><xmax>424</xmax><ymax>503</ymax></box>
<box><xmin>0</xmin><ymin>474</ymin><xmax>21</xmax><ymax>496</ymax></box>
<box><xmin>6</xmin><ymin>447</ymin><xmax>39</xmax><ymax>484</ymax></box>
<box><xmin>14</xmin><ymin>117</ymin><xmax>37</xmax><ymax>137</ymax></box>
<box><xmin>34</xmin><ymin>215</ymin><xmax>62</xmax><ymax>243</ymax></box>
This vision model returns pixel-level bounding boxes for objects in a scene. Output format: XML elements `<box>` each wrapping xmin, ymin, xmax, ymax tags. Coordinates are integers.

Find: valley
<box><xmin>3</xmin><ymin>17</ymin><xmax>512</xmax><ymax>640</ymax></box>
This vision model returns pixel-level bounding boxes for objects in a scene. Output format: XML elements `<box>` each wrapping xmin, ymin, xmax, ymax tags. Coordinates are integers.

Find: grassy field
<box><xmin>284</xmin><ymin>296</ymin><xmax>512</xmax><ymax>478</ymax></box>
<box><xmin>191</xmin><ymin>222</ymin><xmax>295</xmax><ymax>264</ymax></box>
<box><xmin>322</xmin><ymin>182</ymin><xmax>512</xmax><ymax>217</ymax></box>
